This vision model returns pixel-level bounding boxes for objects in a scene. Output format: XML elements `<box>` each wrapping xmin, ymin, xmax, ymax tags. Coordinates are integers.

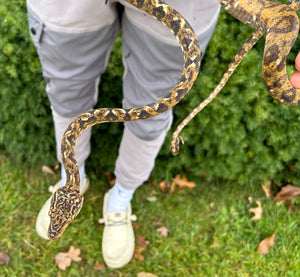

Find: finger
<box><xmin>290</xmin><ymin>71</ymin><xmax>300</xmax><ymax>89</ymax></box>
<box><xmin>295</xmin><ymin>52</ymin><xmax>300</xmax><ymax>71</ymax></box>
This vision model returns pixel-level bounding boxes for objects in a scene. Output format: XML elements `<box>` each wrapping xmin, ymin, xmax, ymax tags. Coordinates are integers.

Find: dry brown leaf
<box><xmin>93</xmin><ymin>262</ymin><xmax>106</xmax><ymax>271</ymax></box>
<box><xmin>261</xmin><ymin>181</ymin><xmax>272</xmax><ymax>198</ymax></box>
<box><xmin>172</xmin><ymin>175</ymin><xmax>196</xmax><ymax>191</ymax></box>
<box><xmin>135</xmin><ymin>247</ymin><xmax>147</xmax><ymax>261</ymax></box>
<box><xmin>55</xmin><ymin>253</ymin><xmax>72</xmax><ymax>271</ymax></box>
<box><xmin>42</xmin><ymin>165</ymin><xmax>56</xmax><ymax>175</ymax></box>
<box><xmin>274</xmin><ymin>185</ymin><xmax>300</xmax><ymax>202</ymax></box>
<box><xmin>156</xmin><ymin>226</ymin><xmax>169</xmax><ymax>237</ymax></box>
<box><xmin>275</xmin><ymin>184</ymin><xmax>300</xmax><ymax>201</ymax></box>
<box><xmin>132</xmin><ymin>222</ymin><xmax>139</xmax><ymax>231</ymax></box>
<box><xmin>169</xmin><ymin>182</ymin><xmax>176</xmax><ymax>193</ymax></box>
<box><xmin>137</xmin><ymin>272</ymin><xmax>159</xmax><ymax>277</ymax></box>
<box><xmin>66</xmin><ymin>246</ymin><xmax>82</xmax><ymax>262</ymax></box>
<box><xmin>0</xmin><ymin>252</ymin><xmax>10</xmax><ymax>265</ymax></box>
<box><xmin>55</xmin><ymin>246</ymin><xmax>82</xmax><ymax>270</ymax></box>
<box><xmin>103</xmin><ymin>171</ymin><xmax>116</xmax><ymax>186</ymax></box>
<box><xmin>147</xmin><ymin>178</ymin><xmax>154</xmax><ymax>185</ymax></box>
<box><xmin>249</xmin><ymin>200</ymin><xmax>263</xmax><ymax>221</ymax></box>
<box><xmin>158</xmin><ymin>180</ymin><xmax>168</xmax><ymax>192</ymax></box>
<box><xmin>257</xmin><ymin>234</ymin><xmax>276</xmax><ymax>255</ymax></box>
<box><xmin>134</xmin><ymin>236</ymin><xmax>150</xmax><ymax>261</ymax></box>
<box><xmin>248</xmin><ymin>196</ymin><xmax>253</xmax><ymax>204</ymax></box>
<box><xmin>136</xmin><ymin>236</ymin><xmax>149</xmax><ymax>248</ymax></box>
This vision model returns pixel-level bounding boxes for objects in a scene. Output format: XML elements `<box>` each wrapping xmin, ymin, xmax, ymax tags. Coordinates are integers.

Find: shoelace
<box><xmin>99</xmin><ymin>213</ymin><xmax>137</xmax><ymax>226</ymax></box>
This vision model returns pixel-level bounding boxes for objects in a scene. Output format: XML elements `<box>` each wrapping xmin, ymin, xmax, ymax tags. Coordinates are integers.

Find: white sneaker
<box><xmin>35</xmin><ymin>177</ymin><xmax>90</xmax><ymax>240</ymax></box>
<box><xmin>99</xmin><ymin>189</ymin><xmax>137</xmax><ymax>268</ymax></box>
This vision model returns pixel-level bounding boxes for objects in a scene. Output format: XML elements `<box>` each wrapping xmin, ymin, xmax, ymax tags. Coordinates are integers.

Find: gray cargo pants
<box><xmin>27</xmin><ymin>1</ymin><xmax>219</xmax><ymax>190</ymax></box>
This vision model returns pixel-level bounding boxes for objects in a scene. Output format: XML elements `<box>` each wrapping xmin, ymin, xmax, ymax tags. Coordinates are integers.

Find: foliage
<box><xmin>2</xmin><ymin>155</ymin><xmax>300</xmax><ymax>276</ymax></box>
<box><xmin>1</xmin><ymin>1</ymin><xmax>300</xmax><ymax>186</ymax></box>
<box><xmin>0</xmin><ymin>0</ymin><xmax>54</xmax><ymax>164</ymax></box>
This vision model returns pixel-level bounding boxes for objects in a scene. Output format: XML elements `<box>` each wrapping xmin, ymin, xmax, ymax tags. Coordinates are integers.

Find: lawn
<box><xmin>1</xmin><ymin>153</ymin><xmax>300</xmax><ymax>277</ymax></box>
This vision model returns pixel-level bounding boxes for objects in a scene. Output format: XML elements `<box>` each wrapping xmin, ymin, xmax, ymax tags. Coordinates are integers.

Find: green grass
<box><xmin>1</xmin><ymin>152</ymin><xmax>300</xmax><ymax>277</ymax></box>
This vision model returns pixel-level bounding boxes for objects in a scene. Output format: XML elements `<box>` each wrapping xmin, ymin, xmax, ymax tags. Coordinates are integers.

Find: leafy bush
<box><xmin>0</xmin><ymin>1</ymin><xmax>54</xmax><ymax>164</ymax></box>
<box><xmin>1</xmin><ymin>1</ymin><xmax>300</xmax><ymax>186</ymax></box>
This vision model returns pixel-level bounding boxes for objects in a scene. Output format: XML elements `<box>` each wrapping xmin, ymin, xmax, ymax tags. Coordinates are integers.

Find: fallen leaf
<box><xmin>257</xmin><ymin>234</ymin><xmax>276</xmax><ymax>255</ymax></box>
<box><xmin>135</xmin><ymin>247</ymin><xmax>147</xmax><ymax>261</ymax></box>
<box><xmin>147</xmin><ymin>178</ymin><xmax>154</xmax><ymax>185</ymax></box>
<box><xmin>0</xmin><ymin>252</ymin><xmax>10</xmax><ymax>265</ymax></box>
<box><xmin>172</xmin><ymin>175</ymin><xmax>196</xmax><ymax>191</ymax></box>
<box><xmin>66</xmin><ymin>246</ymin><xmax>82</xmax><ymax>262</ymax></box>
<box><xmin>54</xmin><ymin>161</ymin><xmax>60</xmax><ymax>171</ymax></box>
<box><xmin>132</xmin><ymin>222</ymin><xmax>139</xmax><ymax>231</ymax></box>
<box><xmin>261</xmin><ymin>181</ymin><xmax>272</xmax><ymax>198</ymax></box>
<box><xmin>169</xmin><ymin>181</ymin><xmax>176</xmax><ymax>193</ymax></box>
<box><xmin>55</xmin><ymin>253</ymin><xmax>71</xmax><ymax>271</ymax></box>
<box><xmin>249</xmin><ymin>200</ymin><xmax>262</xmax><ymax>221</ymax></box>
<box><xmin>55</xmin><ymin>246</ymin><xmax>82</xmax><ymax>270</ymax></box>
<box><xmin>158</xmin><ymin>180</ymin><xmax>168</xmax><ymax>192</ymax></box>
<box><xmin>137</xmin><ymin>272</ymin><xmax>158</xmax><ymax>277</ymax></box>
<box><xmin>103</xmin><ymin>171</ymin><xmax>116</xmax><ymax>186</ymax></box>
<box><xmin>42</xmin><ymin>165</ymin><xmax>56</xmax><ymax>175</ymax></box>
<box><xmin>93</xmin><ymin>262</ymin><xmax>106</xmax><ymax>271</ymax></box>
<box><xmin>156</xmin><ymin>226</ymin><xmax>169</xmax><ymax>237</ymax></box>
<box><xmin>134</xmin><ymin>236</ymin><xmax>150</xmax><ymax>261</ymax></box>
<box><xmin>274</xmin><ymin>185</ymin><xmax>300</xmax><ymax>202</ymax></box>
<box><xmin>136</xmin><ymin>236</ymin><xmax>149</xmax><ymax>248</ymax></box>
<box><xmin>248</xmin><ymin>196</ymin><xmax>253</xmax><ymax>204</ymax></box>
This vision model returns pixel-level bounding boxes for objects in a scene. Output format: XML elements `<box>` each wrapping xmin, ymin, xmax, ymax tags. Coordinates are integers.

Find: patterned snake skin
<box><xmin>171</xmin><ymin>0</ymin><xmax>300</xmax><ymax>155</ymax></box>
<box><xmin>48</xmin><ymin>0</ymin><xmax>300</xmax><ymax>240</ymax></box>
<box><xmin>47</xmin><ymin>0</ymin><xmax>201</xmax><ymax>240</ymax></box>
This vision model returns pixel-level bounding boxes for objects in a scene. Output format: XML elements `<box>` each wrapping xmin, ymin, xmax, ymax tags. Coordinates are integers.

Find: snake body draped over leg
<box><xmin>171</xmin><ymin>0</ymin><xmax>300</xmax><ymax>155</ymax></box>
<box><xmin>47</xmin><ymin>0</ymin><xmax>201</xmax><ymax>240</ymax></box>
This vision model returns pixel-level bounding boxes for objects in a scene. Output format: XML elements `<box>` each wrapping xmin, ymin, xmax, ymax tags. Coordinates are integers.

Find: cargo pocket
<box><xmin>27</xmin><ymin>7</ymin><xmax>44</xmax><ymax>48</ymax></box>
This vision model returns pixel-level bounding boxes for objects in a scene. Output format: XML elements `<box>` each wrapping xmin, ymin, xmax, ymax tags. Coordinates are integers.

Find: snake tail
<box><xmin>171</xmin><ymin>30</ymin><xmax>264</xmax><ymax>156</ymax></box>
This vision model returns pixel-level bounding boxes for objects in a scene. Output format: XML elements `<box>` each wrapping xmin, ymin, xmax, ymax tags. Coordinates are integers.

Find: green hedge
<box><xmin>1</xmin><ymin>1</ymin><xmax>300</xmax><ymax>186</ymax></box>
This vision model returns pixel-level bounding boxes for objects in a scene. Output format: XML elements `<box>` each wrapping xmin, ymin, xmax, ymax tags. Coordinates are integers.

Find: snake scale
<box><xmin>48</xmin><ymin>0</ymin><xmax>300</xmax><ymax>240</ymax></box>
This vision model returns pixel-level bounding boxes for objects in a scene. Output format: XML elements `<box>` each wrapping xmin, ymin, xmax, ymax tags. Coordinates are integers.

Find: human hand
<box><xmin>290</xmin><ymin>52</ymin><xmax>300</xmax><ymax>88</ymax></box>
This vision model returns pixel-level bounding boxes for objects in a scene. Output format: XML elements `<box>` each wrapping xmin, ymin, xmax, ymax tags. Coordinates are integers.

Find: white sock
<box><xmin>61</xmin><ymin>164</ymin><xmax>85</xmax><ymax>188</ymax></box>
<box><xmin>107</xmin><ymin>181</ymin><xmax>135</xmax><ymax>212</ymax></box>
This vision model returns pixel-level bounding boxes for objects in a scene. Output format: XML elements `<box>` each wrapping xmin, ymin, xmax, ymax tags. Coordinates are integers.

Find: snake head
<box><xmin>47</xmin><ymin>186</ymin><xmax>83</xmax><ymax>240</ymax></box>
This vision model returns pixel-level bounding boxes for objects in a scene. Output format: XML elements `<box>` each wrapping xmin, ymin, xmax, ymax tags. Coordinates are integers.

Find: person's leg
<box><xmin>110</xmin><ymin>2</ymin><xmax>220</xmax><ymax>209</ymax></box>
<box><xmin>112</xmin><ymin>0</ymin><xmax>220</xmax><ymax>195</ymax></box>
<box><xmin>102</xmin><ymin>2</ymin><xmax>220</xmax><ymax>267</ymax></box>
<box><xmin>27</xmin><ymin>3</ymin><xmax>120</xmax><ymax>239</ymax></box>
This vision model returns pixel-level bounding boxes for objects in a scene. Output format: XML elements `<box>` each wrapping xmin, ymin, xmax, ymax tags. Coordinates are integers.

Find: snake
<box><xmin>171</xmin><ymin>0</ymin><xmax>300</xmax><ymax>156</ymax></box>
<box><xmin>48</xmin><ymin>0</ymin><xmax>300</xmax><ymax>240</ymax></box>
<box><xmin>47</xmin><ymin>0</ymin><xmax>201</xmax><ymax>240</ymax></box>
